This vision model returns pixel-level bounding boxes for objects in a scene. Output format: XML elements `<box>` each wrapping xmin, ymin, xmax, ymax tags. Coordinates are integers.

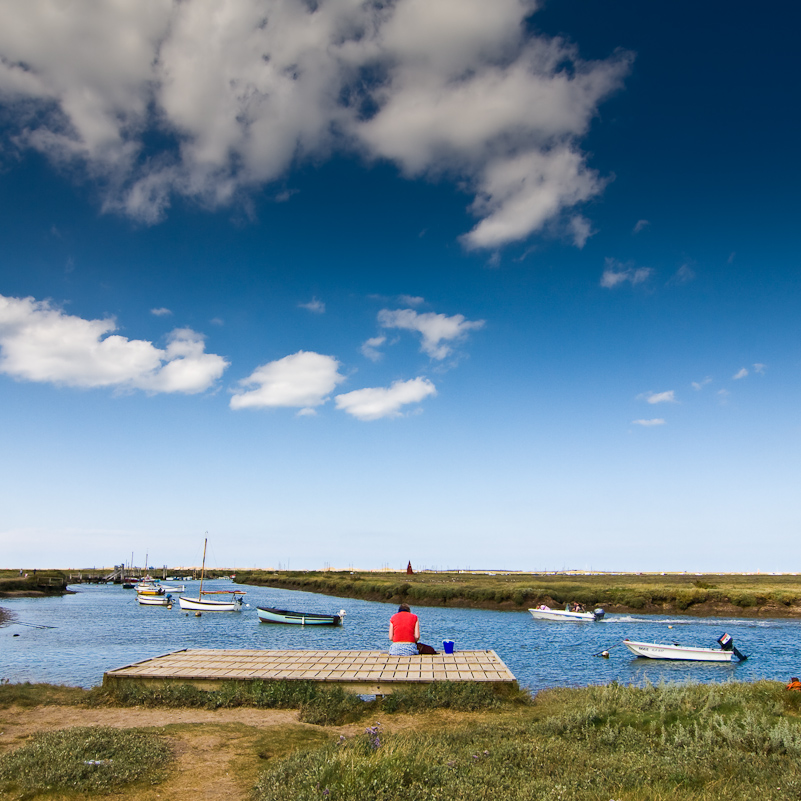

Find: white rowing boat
<box><xmin>528</xmin><ymin>606</ymin><xmax>605</xmax><ymax>622</ymax></box>
<box><xmin>137</xmin><ymin>592</ymin><xmax>174</xmax><ymax>607</ymax></box>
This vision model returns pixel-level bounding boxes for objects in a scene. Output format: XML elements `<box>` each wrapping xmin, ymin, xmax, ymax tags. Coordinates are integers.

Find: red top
<box><xmin>390</xmin><ymin>611</ymin><xmax>418</xmax><ymax>642</ymax></box>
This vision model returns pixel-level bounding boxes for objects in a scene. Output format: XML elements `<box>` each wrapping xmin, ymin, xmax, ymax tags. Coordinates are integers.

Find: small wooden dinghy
<box><xmin>177</xmin><ymin>536</ymin><xmax>245</xmax><ymax>612</ymax></box>
<box><xmin>623</xmin><ymin>633</ymin><xmax>747</xmax><ymax>662</ymax></box>
<box><xmin>257</xmin><ymin>606</ymin><xmax>345</xmax><ymax>626</ymax></box>
<box><xmin>528</xmin><ymin>606</ymin><xmax>605</xmax><ymax>622</ymax></box>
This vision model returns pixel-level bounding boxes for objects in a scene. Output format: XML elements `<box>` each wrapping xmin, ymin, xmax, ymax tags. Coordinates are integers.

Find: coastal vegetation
<box><xmin>235</xmin><ymin>569</ymin><xmax>801</xmax><ymax>616</ymax></box>
<box><xmin>0</xmin><ymin>569</ymin><xmax>69</xmax><ymax>597</ymax></box>
<box><xmin>0</xmin><ymin>726</ymin><xmax>172</xmax><ymax>797</ymax></box>
<box><xmin>2</xmin><ymin>680</ymin><xmax>801</xmax><ymax>799</ymax></box>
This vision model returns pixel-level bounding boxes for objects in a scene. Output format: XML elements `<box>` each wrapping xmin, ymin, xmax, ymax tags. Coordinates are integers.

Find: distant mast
<box><xmin>199</xmin><ymin>535</ymin><xmax>208</xmax><ymax>596</ymax></box>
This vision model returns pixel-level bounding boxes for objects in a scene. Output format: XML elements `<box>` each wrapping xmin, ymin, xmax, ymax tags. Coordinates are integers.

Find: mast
<box><xmin>199</xmin><ymin>535</ymin><xmax>208</xmax><ymax>596</ymax></box>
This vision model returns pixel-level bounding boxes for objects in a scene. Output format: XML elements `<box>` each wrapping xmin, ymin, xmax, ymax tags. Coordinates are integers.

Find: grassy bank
<box><xmin>4</xmin><ymin>680</ymin><xmax>801</xmax><ymax>800</ymax></box>
<box><xmin>0</xmin><ymin>569</ymin><xmax>70</xmax><ymax>597</ymax></box>
<box><xmin>254</xmin><ymin>679</ymin><xmax>801</xmax><ymax>801</ymax></box>
<box><xmin>236</xmin><ymin>569</ymin><xmax>801</xmax><ymax>616</ymax></box>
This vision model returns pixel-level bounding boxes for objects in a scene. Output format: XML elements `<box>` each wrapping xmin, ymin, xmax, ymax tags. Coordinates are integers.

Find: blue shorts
<box><xmin>389</xmin><ymin>642</ymin><xmax>419</xmax><ymax>656</ymax></box>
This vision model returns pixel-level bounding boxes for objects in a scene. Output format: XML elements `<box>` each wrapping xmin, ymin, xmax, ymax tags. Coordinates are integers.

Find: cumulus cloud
<box><xmin>378</xmin><ymin>308</ymin><xmax>485</xmax><ymax>360</ymax></box>
<box><xmin>753</xmin><ymin>363</ymin><xmax>766</xmax><ymax>374</ymax></box>
<box><xmin>638</xmin><ymin>390</ymin><xmax>676</xmax><ymax>404</ymax></box>
<box><xmin>732</xmin><ymin>367</ymin><xmax>748</xmax><ymax>380</ymax></box>
<box><xmin>335</xmin><ymin>377</ymin><xmax>436</xmax><ymax>420</ymax></box>
<box><xmin>298</xmin><ymin>298</ymin><xmax>325</xmax><ymax>314</ymax></box>
<box><xmin>360</xmin><ymin>335</ymin><xmax>386</xmax><ymax>362</ymax></box>
<box><xmin>632</xmin><ymin>418</ymin><xmax>665</xmax><ymax>426</ymax></box>
<box><xmin>0</xmin><ymin>0</ymin><xmax>630</xmax><ymax>247</ymax></box>
<box><xmin>230</xmin><ymin>350</ymin><xmax>344</xmax><ymax>410</ymax></box>
<box><xmin>600</xmin><ymin>259</ymin><xmax>652</xmax><ymax>288</ymax></box>
<box><xmin>150</xmin><ymin>307</ymin><xmax>172</xmax><ymax>316</ymax></box>
<box><xmin>632</xmin><ymin>219</ymin><xmax>649</xmax><ymax>234</ymax></box>
<box><xmin>692</xmin><ymin>377</ymin><xmax>712</xmax><ymax>391</ymax></box>
<box><xmin>398</xmin><ymin>295</ymin><xmax>425</xmax><ymax>307</ymax></box>
<box><xmin>568</xmin><ymin>215</ymin><xmax>594</xmax><ymax>248</ymax></box>
<box><xmin>0</xmin><ymin>294</ymin><xmax>227</xmax><ymax>393</ymax></box>
<box><xmin>669</xmin><ymin>263</ymin><xmax>695</xmax><ymax>284</ymax></box>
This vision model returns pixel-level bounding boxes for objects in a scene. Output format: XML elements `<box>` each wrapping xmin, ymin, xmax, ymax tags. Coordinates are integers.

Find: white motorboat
<box><xmin>159</xmin><ymin>583</ymin><xmax>186</xmax><ymax>592</ymax></box>
<box><xmin>177</xmin><ymin>536</ymin><xmax>245</xmax><ymax>612</ymax></box>
<box><xmin>623</xmin><ymin>633</ymin><xmax>747</xmax><ymax>662</ymax></box>
<box><xmin>137</xmin><ymin>592</ymin><xmax>174</xmax><ymax>607</ymax></box>
<box><xmin>528</xmin><ymin>606</ymin><xmax>605</xmax><ymax>622</ymax></box>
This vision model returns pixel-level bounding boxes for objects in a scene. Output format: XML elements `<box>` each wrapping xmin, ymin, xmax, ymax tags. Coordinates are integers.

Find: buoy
<box><xmin>167</xmin><ymin>604</ymin><xmax>172</xmax><ymax>609</ymax></box>
<box><xmin>601</xmin><ymin>650</ymin><xmax>610</xmax><ymax>658</ymax></box>
<box><xmin>668</xmin><ymin>625</ymin><xmax>673</xmax><ymax>629</ymax></box>
<box><xmin>195</xmin><ymin>612</ymin><xmax>202</xmax><ymax>617</ymax></box>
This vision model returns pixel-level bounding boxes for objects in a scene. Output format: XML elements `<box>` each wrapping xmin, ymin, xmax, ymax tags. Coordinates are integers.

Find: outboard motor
<box><xmin>593</xmin><ymin>608</ymin><xmax>605</xmax><ymax>621</ymax></box>
<box><xmin>717</xmin><ymin>632</ymin><xmax>747</xmax><ymax>661</ymax></box>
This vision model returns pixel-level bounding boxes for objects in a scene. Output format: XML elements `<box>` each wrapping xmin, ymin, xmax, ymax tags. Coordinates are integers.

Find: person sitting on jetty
<box><xmin>389</xmin><ymin>603</ymin><xmax>420</xmax><ymax>656</ymax></box>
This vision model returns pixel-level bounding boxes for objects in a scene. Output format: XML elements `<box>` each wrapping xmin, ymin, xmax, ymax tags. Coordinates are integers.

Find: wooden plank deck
<box><xmin>103</xmin><ymin>649</ymin><xmax>517</xmax><ymax>694</ymax></box>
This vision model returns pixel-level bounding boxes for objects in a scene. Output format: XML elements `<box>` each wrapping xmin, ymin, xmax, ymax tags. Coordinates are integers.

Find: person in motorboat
<box><xmin>389</xmin><ymin>603</ymin><xmax>420</xmax><ymax>656</ymax></box>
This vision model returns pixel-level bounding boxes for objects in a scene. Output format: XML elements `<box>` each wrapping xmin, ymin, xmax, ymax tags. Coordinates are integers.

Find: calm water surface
<box><xmin>1</xmin><ymin>581</ymin><xmax>798</xmax><ymax>692</ymax></box>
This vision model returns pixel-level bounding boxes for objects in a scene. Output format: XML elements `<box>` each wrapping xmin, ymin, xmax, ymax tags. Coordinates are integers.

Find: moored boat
<box><xmin>179</xmin><ymin>591</ymin><xmax>245</xmax><ymax>612</ymax></box>
<box><xmin>528</xmin><ymin>606</ymin><xmax>605</xmax><ymax>622</ymax></box>
<box><xmin>257</xmin><ymin>606</ymin><xmax>345</xmax><ymax>626</ymax></box>
<box><xmin>177</xmin><ymin>536</ymin><xmax>245</xmax><ymax>612</ymax></box>
<box><xmin>623</xmin><ymin>633</ymin><xmax>747</xmax><ymax>662</ymax></box>
<box><xmin>137</xmin><ymin>592</ymin><xmax>174</xmax><ymax>607</ymax></box>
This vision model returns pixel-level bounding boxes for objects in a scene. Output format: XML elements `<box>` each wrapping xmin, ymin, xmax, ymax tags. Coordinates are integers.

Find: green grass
<box><xmin>0</xmin><ymin>726</ymin><xmax>172</xmax><ymax>797</ymax></box>
<box><xmin>254</xmin><ymin>680</ymin><xmax>801</xmax><ymax>801</ymax></box>
<box><xmin>235</xmin><ymin>569</ymin><xmax>801</xmax><ymax>614</ymax></box>
<box><xmin>0</xmin><ymin>682</ymin><xmax>92</xmax><ymax>709</ymax></box>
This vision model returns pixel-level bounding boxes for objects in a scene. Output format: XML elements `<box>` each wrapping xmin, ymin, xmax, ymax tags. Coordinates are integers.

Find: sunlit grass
<box><xmin>0</xmin><ymin>726</ymin><xmax>172</xmax><ymax>797</ymax></box>
<box><xmin>236</xmin><ymin>569</ymin><xmax>801</xmax><ymax>613</ymax></box>
<box><xmin>254</xmin><ymin>680</ymin><xmax>801</xmax><ymax>801</ymax></box>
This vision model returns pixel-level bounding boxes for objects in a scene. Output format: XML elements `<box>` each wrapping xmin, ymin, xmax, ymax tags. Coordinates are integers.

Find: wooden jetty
<box><xmin>103</xmin><ymin>649</ymin><xmax>516</xmax><ymax>694</ymax></box>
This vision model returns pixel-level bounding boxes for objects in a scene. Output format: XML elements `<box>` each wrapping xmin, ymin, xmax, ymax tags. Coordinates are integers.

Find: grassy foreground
<box><xmin>236</xmin><ymin>569</ymin><xmax>801</xmax><ymax>616</ymax></box>
<box><xmin>3</xmin><ymin>680</ymin><xmax>801</xmax><ymax>800</ymax></box>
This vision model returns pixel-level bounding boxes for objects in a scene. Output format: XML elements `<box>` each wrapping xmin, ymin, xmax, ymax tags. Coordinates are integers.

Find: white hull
<box><xmin>623</xmin><ymin>639</ymin><xmax>733</xmax><ymax>662</ymax></box>
<box><xmin>159</xmin><ymin>583</ymin><xmax>185</xmax><ymax>592</ymax></box>
<box><xmin>528</xmin><ymin>608</ymin><xmax>599</xmax><ymax>622</ymax></box>
<box><xmin>178</xmin><ymin>595</ymin><xmax>242</xmax><ymax>612</ymax></box>
<box><xmin>137</xmin><ymin>593</ymin><xmax>173</xmax><ymax>606</ymax></box>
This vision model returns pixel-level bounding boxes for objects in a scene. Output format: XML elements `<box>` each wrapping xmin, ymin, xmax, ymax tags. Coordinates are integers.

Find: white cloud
<box><xmin>692</xmin><ymin>377</ymin><xmax>712</xmax><ymax>391</ymax></box>
<box><xmin>600</xmin><ymin>259</ymin><xmax>652</xmax><ymax>288</ymax></box>
<box><xmin>753</xmin><ymin>363</ymin><xmax>766</xmax><ymax>374</ymax></box>
<box><xmin>568</xmin><ymin>215</ymin><xmax>594</xmax><ymax>248</ymax></box>
<box><xmin>0</xmin><ymin>0</ymin><xmax>631</xmax><ymax>247</ymax></box>
<box><xmin>298</xmin><ymin>298</ymin><xmax>325</xmax><ymax>314</ymax></box>
<box><xmin>670</xmin><ymin>263</ymin><xmax>695</xmax><ymax>284</ymax></box>
<box><xmin>360</xmin><ymin>336</ymin><xmax>386</xmax><ymax>362</ymax></box>
<box><xmin>0</xmin><ymin>294</ymin><xmax>227</xmax><ymax>393</ymax></box>
<box><xmin>150</xmin><ymin>307</ymin><xmax>172</xmax><ymax>316</ymax></box>
<box><xmin>335</xmin><ymin>377</ymin><xmax>436</xmax><ymax>421</ymax></box>
<box><xmin>632</xmin><ymin>418</ymin><xmax>665</xmax><ymax>426</ymax></box>
<box><xmin>378</xmin><ymin>308</ymin><xmax>484</xmax><ymax>360</ymax></box>
<box><xmin>639</xmin><ymin>390</ymin><xmax>676</xmax><ymax>405</ymax></box>
<box><xmin>733</xmin><ymin>367</ymin><xmax>748</xmax><ymax>380</ymax></box>
<box><xmin>398</xmin><ymin>295</ymin><xmax>425</xmax><ymax>307</ymax></box>
<box><xmin>632</xmin><ymin>219</ymin><xmax>649</xmax><ymax>234</ymax></box>
<box><xmin>230</xmin><ymin>351</ymin><xmax>344</xmax><ymax>410</ymax></box>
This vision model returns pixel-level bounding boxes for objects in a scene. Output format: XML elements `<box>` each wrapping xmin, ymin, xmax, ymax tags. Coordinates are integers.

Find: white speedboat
<box><xmin>623</xmin><ymin>633</ymin><xmax>747</xmax><ymax>662</ymax></box>
<box><xmin>528</xmin><ymin>606</ymin><xmax>604</xmax><ymax>622</ymax></box>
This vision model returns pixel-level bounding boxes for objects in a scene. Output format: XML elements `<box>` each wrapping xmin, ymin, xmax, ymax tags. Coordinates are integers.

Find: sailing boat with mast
<box><xmin>178</xmin><ymin>536</ymin><xmax>245</xmax><ymax>612</ymax></box>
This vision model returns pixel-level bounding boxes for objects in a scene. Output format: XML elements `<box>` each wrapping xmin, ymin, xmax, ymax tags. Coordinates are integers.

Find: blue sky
<box><xmin>1</xmin><ymin>0</ymin><xmax>798</xmax><ymax>572</ymax></box>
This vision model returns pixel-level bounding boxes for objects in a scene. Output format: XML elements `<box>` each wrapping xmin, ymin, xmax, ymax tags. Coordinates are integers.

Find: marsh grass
<box><xmin>99</xmin><ymin>679</ymin><xmax>513</xmax><ymax>725</ymax></box>
<box><xmin>0</xmin><ymin>726</ymin><xmax>172</xmax><ymax>797</ymax></box>
<box><xmin>236</xmin><ymin>569</ymin><xmax>801</xmax><ymax>613</ymax></box>
<box><xmin>253</xmin><ymin>680</ymin><xmax>801</xmax><ymax>801</ymax></box>
<box><xmin>0</xmin><ymin>682</ymin><xmax>93</xmax><ymax>709</ymax></box>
